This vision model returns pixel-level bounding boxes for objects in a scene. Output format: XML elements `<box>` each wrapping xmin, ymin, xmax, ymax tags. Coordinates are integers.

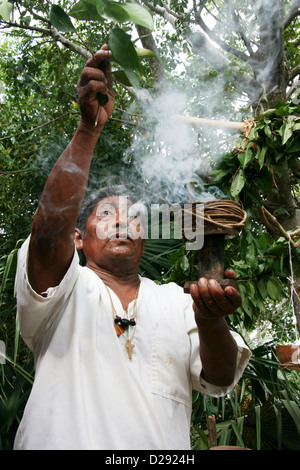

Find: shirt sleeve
<box><xmin>16</xmin><ymin>236</ymin><xmax>80</xmax><ymax>352</ymax></box>
<box><xmin>185</xmin><ymin>296</ymin><xmax>251</xmax><ymax>398</ymax></box>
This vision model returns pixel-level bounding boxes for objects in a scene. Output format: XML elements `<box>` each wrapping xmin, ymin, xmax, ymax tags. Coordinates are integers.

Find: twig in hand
<box><xmin>94</xmin><ymin>103</ymin><xmax>101</xmax><ymax>127</ymax></box>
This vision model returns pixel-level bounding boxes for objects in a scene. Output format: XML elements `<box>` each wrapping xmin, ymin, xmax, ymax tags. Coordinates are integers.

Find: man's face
<box><xmin>75</xmin><ymin>196</ymin><xmax>146</xmax><ymax>273</ymax></box>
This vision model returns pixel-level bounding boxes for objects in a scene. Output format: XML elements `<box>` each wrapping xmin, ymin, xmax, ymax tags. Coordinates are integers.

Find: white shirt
<box><xmin>14</xmin><ymin>237</ymin><xmax>251</xmax><ymax>450</ymax></box>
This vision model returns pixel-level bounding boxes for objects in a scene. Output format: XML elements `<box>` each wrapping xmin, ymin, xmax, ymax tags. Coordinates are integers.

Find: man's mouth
<box><xmin>110</xmin><ymin>232</ymin><xmax>133</xmax><ymax>242</ymax></box>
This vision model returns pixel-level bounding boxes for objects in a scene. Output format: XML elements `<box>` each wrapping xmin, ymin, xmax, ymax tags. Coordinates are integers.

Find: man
<box><xmin>14</xmin><ymin>45</ymin><xmax>250</xmax><ymax>450</ymax></box>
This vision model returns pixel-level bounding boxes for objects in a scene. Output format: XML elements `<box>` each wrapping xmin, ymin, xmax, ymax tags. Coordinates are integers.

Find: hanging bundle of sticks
<box><xmin>182</xmin><ymin>200</ymin><xmax>247</xmax><ymax>293</ymax></box>
<box><xmin>182</xmin><ymin>199</ymin><xmax>247</xmax><ymax>239</ymax></box>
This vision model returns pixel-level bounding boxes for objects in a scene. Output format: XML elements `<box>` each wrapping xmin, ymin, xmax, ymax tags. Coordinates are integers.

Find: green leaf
<box><xmin>241</xmin><ymin>295</ymin><xmax>254</xmax><ymax>319</ymax></box>
<box><xmin>69</xmin><ymin>0</ymin><xmax>100</xmax><ymax>20</ymax></box>
<box><xmin>275</xmin><ymin>105</ymin><xmax>288</xmax><ymax>117</ymax></box>
<box><xmin>280</xmin><ymin>121</ymin><xmax>293</xmax><ymax>145</ymax></box>
<box><xmin>231</xmin><ymin>168</ymin><xmax>245</xmax><ymax>197</ymax></box>
<box><xmin>264</xmin><ymin>125</ymin><xmax>272</xmax><ymax>139</ymax></box>
<box><xmin>237</xmin><ymin>149</ymin><xmax>253</xmax><ymax>169</ymax></box>
<box><xmin>100</xmin><ymin>1</ymin><xmax>153</xmax><ymax>29</ymax></box>
<box><xmin>256</xmin><ymin>145</ymin><xmax>268</xmax><ymax>169</ymax></box>
<box><xmin>210</xmin><ymin>168</ymin><xmax>229</xmax><ymax>181</ymax></box>
<box><xmin>109</xmin><ymin>28</ymin><xmax>140</xmax><ymax>72</ymax></box>
<box><xmin>102</xmin><ymin>1</ymin><xmax>129</xmax><ymax>21</ymax></box>
<box><xmin>95</xmin><ymin>0</ymin><xmax>105</xmax><ymax>16</ymax></box>
<box><xmin>257</xmin><ymin>278</ymin><xmax>267</xmax><ymax>299</ymax></box>
<box><xmin>115</xmin><ymin>2</ymin><xmax>153</xmax><ymax>29</ymax></box>
<box><xmin>180</xmin><ymin>255</ymin><xmax>189</xmax><ymax>273</ymax></box>
<box><xmin>135</xmin><ymin>47</ymin><xmax>156</xmax><ymax>59</ymax></box>
<box><xmin>259</xmin><ymin>233</ymin><xmax>269</xmax><ymax>251</ymax></box>
<box><xmin>282</xmin><ymin>399</ymin><xmax>300</xmax><ymax>435</ymax></box>
<box><xmin>113</xmin><ymin>69</ymin><xmax>132</xmax><ymax>87</ymax></box>
<box><xmin>0</xmin><ymin>0</ymin><xmax>12</xmax><ymax>21</ymax></box>
<box><xmin>49</xmin><ymin>4</ymin><xmax>76</xmax><ymax>32</ymax></box>
<box><xmin>267</xmin><ymin>277</ymin><xmax>282</xmax><ymax>301</ymax></box>
<box><xmin>286</xmin><ymin>137</ymin><xmax>300</xmax><ymax>153</ymax></box>
<box><xmin>121</xmin><ymin>69</ymin><xmax>140</xmax><ymax>88</ymax></box>
<box><xmin>245</xmin><ymin>242</ymin><xmax>257</xmax><ymax>269</ymax></box>
<box><xmin>113</xmin><ymin>68</ymin><xmax>140</xmax><ymax>88</ymax></box>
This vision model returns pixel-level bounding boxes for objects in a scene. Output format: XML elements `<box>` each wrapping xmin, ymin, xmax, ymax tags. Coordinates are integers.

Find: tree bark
<box><xmin>136</xmin><ymin>25</ymin><xmax>167</xmax><ymax>90</ymax></box>
<box><xmin>264</xmin><ymin>163</ymin><xmax>300</xmax><ymax>335</ymax></box>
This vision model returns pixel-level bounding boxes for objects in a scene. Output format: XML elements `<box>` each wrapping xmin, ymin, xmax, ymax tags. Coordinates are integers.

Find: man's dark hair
<box><xmin>76</xmin><ymin>185</ymin><xmax>139</xmax><ymax>237</ymax></box>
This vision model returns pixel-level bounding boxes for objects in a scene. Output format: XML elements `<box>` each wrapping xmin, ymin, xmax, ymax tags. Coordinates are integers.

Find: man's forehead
<box><xmin>96</xmin><ymin>195</ymin><xmax>133</xmax><ymax>208</ymax></box>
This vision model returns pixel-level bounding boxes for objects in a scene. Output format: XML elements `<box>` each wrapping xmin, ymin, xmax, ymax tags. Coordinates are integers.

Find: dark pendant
<box><xmin>115</xmin><ymin>316</ymin><xmax>136</xmax><ymax>330</ymax></box>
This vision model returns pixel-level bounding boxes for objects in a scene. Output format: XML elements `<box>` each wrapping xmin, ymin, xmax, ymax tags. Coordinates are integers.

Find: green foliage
<box><xmin>49</xmin><ymin>4</ymin><xmax>76</xmax><ymax>32</ymax></box>
<box><xmin>213</xmin><ymin>103</ymin><xmax>300</xmax><ymax>203</ymax></box>
<box><xmin>69</xmin><ymin>0</ymin><xmax>153</xmax><ymax>30</ymax></box>
<box><xmin>206</xmin><ymin>103</ymin><xmax>300</xmax><ymax>338</ymax></box>
<box><xmin>224</xmin><ymin>219</ymin><xmax>300</xmax><ymax>341</ymax></box>
<box><xmin>109</xmin><ymin>27</ymin><xmax>140</xmax><ymax>71</ymax></box>
<box><xmin>65</xmin><ymin>0</ymin><xmax>154</xmax><ymax>87</ymax></box>
<box><xmin>0</xmin><ymin>359</ymin><xmax>34</xmax><ymax>450</ymax></box>
<box><xmin>191</xmin><ymin>343</ymin><xmax>300</xmax><ymax>450</ymax></box>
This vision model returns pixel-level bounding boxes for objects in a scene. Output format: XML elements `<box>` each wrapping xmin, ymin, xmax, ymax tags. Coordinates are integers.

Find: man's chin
<box><xmin>105</xmin><ymin>239</ymin><xmax>136</xmax><ymax>256</ymax></box>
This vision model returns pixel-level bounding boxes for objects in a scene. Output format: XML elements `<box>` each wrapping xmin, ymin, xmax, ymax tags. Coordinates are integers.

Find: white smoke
<box><xmin>122</xmin><ymin>0</ymin><xmax>286</xmax><ymax>205</ymax></box>
<box><xmin>124</xmin><ymin>86</ymin><xmax>234</xmax><ymax>205</ymax></box>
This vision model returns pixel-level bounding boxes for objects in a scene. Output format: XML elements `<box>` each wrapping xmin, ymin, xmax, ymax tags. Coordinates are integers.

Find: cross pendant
<box><xmin>125</xmin><ymin>339</ymin><xmax>135</xmax><ymax>359</ymax></box>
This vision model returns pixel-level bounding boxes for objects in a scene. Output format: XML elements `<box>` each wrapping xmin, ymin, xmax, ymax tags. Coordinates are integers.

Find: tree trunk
<box><xmin>252</xmin><ymin>2</ymin><xmax>300</xmax><ymax>333</ymax></box>
<box><xmin>136</xmin><ymin>25</ymin><xmax>167</xmax><ymax>89</ymax></box>
<box><xmin>264</xmin><ymin>161</ymin><xmax>300</xmax><ymax>336</ymax></box>
<box><xmin>265</xmin><ymin>163</ymin><xmax>300</xmax><ymax>231</ymax></box>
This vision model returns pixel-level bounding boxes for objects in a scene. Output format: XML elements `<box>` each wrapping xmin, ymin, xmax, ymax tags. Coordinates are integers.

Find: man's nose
<box><xmin>115</xmin><ymin>209</ymin><xmax>128</xmax><ymax>226</ymax></box>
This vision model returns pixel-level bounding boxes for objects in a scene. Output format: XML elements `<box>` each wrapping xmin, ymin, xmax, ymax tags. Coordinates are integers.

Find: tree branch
<box><xmin>284</xmin><ymin>0</ymin><xmax>300</xmax><ymax>29</ymax></box>
<box><xmin>136</xmin><ymin>25</ymin><xmax>167</xmax><ymax>87</ymax></box>
<box><xmin>0</xmin><ymin>19</ymin><xmax>91</xmax><ymax>60</ymax></box>
<box><xmin>286</xmin><ymin>79</ymin><xmax>300</xmax><ymax>100</ymax></box>
<box><xmin>229</xmin><ymin>4</ymin><xmax>254</xmax><ymax>56</ymax></box>
<box><xmin>289</xmin><ymin>64</ymin><xmax>300</xmax><ymax>82</ymax></box>
<box><xmin>0</xmin><ymin>19</ymin><xmax>49</xmax><ymax>35</ymax></box>
<box><xmin>143</xmin><ymin>1</ymin><xmax>178</xmax><ymax>27</ymax></box>
<box><xmin>50</xmin><ymin>26</ymin><xmax>91</xmax><ymax>59</ymax></box>
<box><xmin>259</xmin><ymin>206</ymin><xmax>300</xmax><ymax>248</ymax></box>
<box><xmin>193</xmin><ymin>7</ymin><xmax>249</xmax><ymax>63</ymax></box>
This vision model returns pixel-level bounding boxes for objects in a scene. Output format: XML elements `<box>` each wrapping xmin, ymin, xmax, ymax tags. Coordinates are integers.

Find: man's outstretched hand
<box><xmin>190</xmin><ymin>270</ymin><xmax>242</xmax><ymax>322</ymax></box>
<box><xmin>77</xmin><ymin>45</ymin><xmax>115</xmax><ymax>130</ymax></box>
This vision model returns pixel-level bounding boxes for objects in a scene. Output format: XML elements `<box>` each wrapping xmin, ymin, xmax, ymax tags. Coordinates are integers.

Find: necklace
<box><xmin>105</xmin><ymin>283</ymin><xmax>140</xmax><ymax>359</ymax></box>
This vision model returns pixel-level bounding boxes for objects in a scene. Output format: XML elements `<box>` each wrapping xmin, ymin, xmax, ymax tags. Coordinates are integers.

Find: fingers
<box><xmin>77</xmin><ymin>46</ymin><xmax>114</xmax><ymax>127</ymax></box>
<box><xmin>224</xmin><ymin>269</ymin><xmax>236</xmax><ymax>279</ymax></box>
<box><xmin>79</xmin><ymin>67</ymin><xmax>108</xmax><ymax>97</ymax></box>
<box><xmin>79</xmin><ymin>47</ymin><xmax>112</xmax><ymax>90</ymax></box>
<box><xmin>85</xmin><ymin>45</ymin><xmax>112</xmax><ymax>67</ymax></box>
<box><xmin>190</xmin><ymin>277</ymin><xmax>241</xmax><ymax>320</ymax></box>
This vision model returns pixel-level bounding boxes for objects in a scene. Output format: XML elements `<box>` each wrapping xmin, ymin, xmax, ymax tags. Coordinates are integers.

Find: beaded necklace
<box><xmin>105</xmin><ymin>284</ymin><xmax>140</xmax><ymax>359</ymax></box>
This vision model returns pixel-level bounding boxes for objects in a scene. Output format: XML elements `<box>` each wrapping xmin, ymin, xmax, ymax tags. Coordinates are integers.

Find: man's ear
<box><xmin>74</xmin><ymin>228</ymin><xmax>84</xmax><ymax>250</ymax></box>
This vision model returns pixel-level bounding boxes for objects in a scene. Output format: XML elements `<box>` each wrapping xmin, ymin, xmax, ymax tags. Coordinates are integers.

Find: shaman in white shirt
<box><xmin>14</xmin><ymin>237</ymin><xmax>251</xmax><ymax>450</ymax></box>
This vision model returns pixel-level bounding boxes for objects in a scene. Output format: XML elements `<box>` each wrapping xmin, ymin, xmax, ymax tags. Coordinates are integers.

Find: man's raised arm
<box><xmin>28</xmin><ymin>46</ymin><xmax>114</xmax><ymax>295</ymax></box>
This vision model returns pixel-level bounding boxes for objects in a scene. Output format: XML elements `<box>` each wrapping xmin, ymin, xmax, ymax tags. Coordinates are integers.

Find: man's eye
<box><xmin>128</xmin><ymin>209</ymin><xmax>140</xmax><ymax>219</ymax></box>
<box><xmin>100</xmin><ymin>210</ymin><xmax>112</xmax><ymax>216</ymax></box>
